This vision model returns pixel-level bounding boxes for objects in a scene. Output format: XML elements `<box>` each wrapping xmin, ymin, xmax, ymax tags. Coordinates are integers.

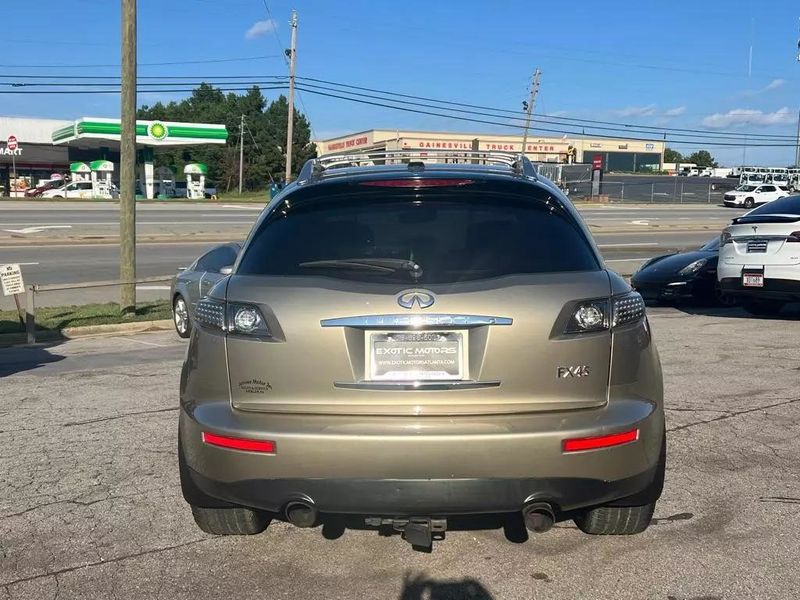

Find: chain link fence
<box><xmin>565</xmin><ymin>178</ymin><xmax>740</xmax><ymax>204</ymax></box>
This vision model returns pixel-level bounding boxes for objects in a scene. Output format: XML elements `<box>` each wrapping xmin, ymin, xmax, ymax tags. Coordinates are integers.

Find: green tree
<box><xmin>664</xmin><ymin>148</ymin><xmax>683</xmax><ymax>163</ymax></box>
<box><xmin>687</xmin><ymin>150</ymin><xmax>718</xmax><ymax>168</ymax></box>
<box><xmin>138</xmin><ymin>85</ymin><xmax>316</xmax><ymax>192</ymax></box>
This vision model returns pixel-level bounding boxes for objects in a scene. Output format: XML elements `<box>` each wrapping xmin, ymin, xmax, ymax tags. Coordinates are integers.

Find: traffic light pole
<box><xmin>120</xmin><ymin>0</ymin><xmax>137</xmax><ymax>316</ymax></box>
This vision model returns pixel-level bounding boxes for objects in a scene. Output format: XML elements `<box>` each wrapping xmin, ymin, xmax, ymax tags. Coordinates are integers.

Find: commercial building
<box><xmin>0</xmin><ymin>116</ymin><xmax>227</xmax><ymax>197</ymax></box>
<box><xmin>316</xmin><ymin>129</ymin><xmax>665</xmax><ymax>172</ymax></box>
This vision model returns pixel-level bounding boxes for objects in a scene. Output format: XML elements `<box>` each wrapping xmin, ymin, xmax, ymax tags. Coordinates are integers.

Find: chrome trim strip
<box><xmin>333</xmin><ymin>380</ymin><xmax>501</xmax><ymax>391</ymax></box>
<box><xmin>320</xmin><ymin>314</ymin><xmax>513</xmax><ymax>328</ymax></box>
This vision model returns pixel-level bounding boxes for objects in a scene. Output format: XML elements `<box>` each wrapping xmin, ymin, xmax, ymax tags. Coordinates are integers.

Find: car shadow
<box><xmin>0</xmin><ymin>340</ymin><xmax>66</xmax><ymax>377</ymax></box>
<box><xmin>645</xmin><ymin>299</ymin><xmax>800</xmax><ymax>320</ymax></box>
<box><xmin>398</xmin><ymin>572</ymin><xmax>495</xmax><ymax>600</ymax></box>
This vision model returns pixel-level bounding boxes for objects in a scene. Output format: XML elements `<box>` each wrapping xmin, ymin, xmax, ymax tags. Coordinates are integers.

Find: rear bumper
<box><xmin>719</xmin><ymin>277</ymin><xmax>800</xmax><ymax>301</ymax></box>
<box><xmin>180</xmin><ymin>398</ymin><xmax>664</xmax><ymax>515</ymax></box>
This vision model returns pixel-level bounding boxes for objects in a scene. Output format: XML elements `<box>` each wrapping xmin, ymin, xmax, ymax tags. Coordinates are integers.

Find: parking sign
<box><xmin>0</xmin><ymin>264</ymin><xmax>24</xmax><ymax>296</ymax></box>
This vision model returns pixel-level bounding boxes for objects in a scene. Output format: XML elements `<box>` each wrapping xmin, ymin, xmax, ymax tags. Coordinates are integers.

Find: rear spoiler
<box><xmin>732</xmin><ymin>214</ymin><xmax>800</xmax><ymax>225</ymax></box>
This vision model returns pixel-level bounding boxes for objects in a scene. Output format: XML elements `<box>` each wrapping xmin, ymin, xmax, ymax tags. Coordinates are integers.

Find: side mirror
<box><xmin>220</xmin><ymin>266</ymin><xmax>233</xmax><ymax>276</ymax></box>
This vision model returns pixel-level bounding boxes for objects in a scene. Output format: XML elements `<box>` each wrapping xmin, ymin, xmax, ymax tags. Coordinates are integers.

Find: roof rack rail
<box><xmin>295</xmin><ymin>149</ymin><xmax>538</xmax><ymax>184</ymax></box>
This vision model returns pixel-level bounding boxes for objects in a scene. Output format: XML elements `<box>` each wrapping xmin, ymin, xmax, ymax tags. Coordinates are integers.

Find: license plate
<box><xmin>368</xmin><ymin>331</ymin><xmax>464</xmax><ymax>381</ymax></box>
<box><xmin>742</xmin><ymin>273</ymin><xmax>764</xmax><ymax>287</ymax></box>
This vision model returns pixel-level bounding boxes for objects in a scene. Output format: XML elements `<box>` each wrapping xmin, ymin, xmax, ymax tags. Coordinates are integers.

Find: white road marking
<box><xmin>605</xmin><ymin>257</ymin><xmax>652</xmax><ymax>262</ymax></box>
<box><xmin>136</xmin><ymin>285</ymin><xmax>171</xmax><ymax>290</ymax></box>
<box><xmin>222</xmin><ymin>204</ymin><xmax>264</xmax><ymax>210</ymax></box>
<box><xmin>16</xmin><ymin>262</ymin><xmax>40</xmax><ymax>266</ymax></box>
<box><xmin>3</xmin><ymin>225</ymin><xmax>73</xmax><ymax>234</ymax></box>
<box><xmin>629</xmin><ymin>220</ymin><xmax>650</xmax><ymax>225</ymax></box>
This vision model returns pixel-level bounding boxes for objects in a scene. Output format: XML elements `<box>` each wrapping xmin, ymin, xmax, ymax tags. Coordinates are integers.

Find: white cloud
<box><xmin>663</xmin><ymin>106</ymin><xmax>686</xmax><ymax>117</ymax></box>
<box><xmin>613</xmin><ymin>104</ymin><xmax>657</xmax><ymax>117</ymax></box>
<box><xmin>701</xmin><ymin>107</ymin><xmax>795</xmax><ymax>128</ymax></box>
<box><xmin>764</xmin><ymin>78</ymin><xmax>785</xmax><ymax>91</ymax></box>
<box><xmin>547</xmin><ymin>110</ymin><xmax>569</xmax><ymax>118</ymax></box>
<box><xmin>245</xmin><ymin>19</ymin><xmax>277</xmax><ymax>40</ymax></box>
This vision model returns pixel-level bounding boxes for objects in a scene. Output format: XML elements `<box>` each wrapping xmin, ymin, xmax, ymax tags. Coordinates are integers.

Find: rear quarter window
<box><xmin>237</xmin><ymin>181</ymin><xmax>600</xmax><ymax>284</ymax></box>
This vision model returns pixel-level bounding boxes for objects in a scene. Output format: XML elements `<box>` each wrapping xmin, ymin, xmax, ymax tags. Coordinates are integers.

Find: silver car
<box><xmin>171</xmin><ymin>242</ymin><xmax>241</xmax><ymax>338</ymax></box>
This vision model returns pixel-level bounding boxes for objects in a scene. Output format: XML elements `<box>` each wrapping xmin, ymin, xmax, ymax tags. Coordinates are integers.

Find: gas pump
<box><xmin>184</xmin><ymin>163</ymin><xmax>207</xmax><ymax>199</ymax></box>
<box><xmin>155</xmin><ymin>166</ymin><xmax>177</xmax><ymax>198</ymax></box>
<box><xmin>70</xmin><ymin>162</ymin><xmax>91</xmax><ymax>182</ymax></box>
<box><xmin>90</xmin><ymin>160</ymin><xmax>115</xmax><ymax>199</ymax></box>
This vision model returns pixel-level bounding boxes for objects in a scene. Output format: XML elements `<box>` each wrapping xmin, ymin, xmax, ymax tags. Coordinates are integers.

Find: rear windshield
<box><xmin>237</xmin><ymin>185</ymin><xmax>599</xmax><ymax>284</ymax></box>
<box><xmin>742</xmin><ymin>195</ymin><xmax>800</xmax><ymax>218</ymax></box>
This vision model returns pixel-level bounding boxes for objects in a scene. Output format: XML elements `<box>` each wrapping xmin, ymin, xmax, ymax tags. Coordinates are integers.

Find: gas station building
<box><xmin>316</xmin><ymin>129</ymin><xmax>665</xmax><ymax>172</ymax></box>
<box><xmin>0</xmin><ymin>116</ymin><xmax>227</xmax><ymax>198</ymax></box>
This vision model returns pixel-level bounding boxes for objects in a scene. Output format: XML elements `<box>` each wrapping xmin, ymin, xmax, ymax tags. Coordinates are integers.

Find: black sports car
<box><xmin>631</xmin><ymin>237</ymin><xmax>736</xmax><ymax>306</ymax></box>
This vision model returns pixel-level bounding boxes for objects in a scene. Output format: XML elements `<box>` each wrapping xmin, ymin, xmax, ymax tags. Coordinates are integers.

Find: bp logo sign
<box><xmin>147</xmin><ymin>122</ymin><xmax>169</xmax><ymax>141</ymax></box>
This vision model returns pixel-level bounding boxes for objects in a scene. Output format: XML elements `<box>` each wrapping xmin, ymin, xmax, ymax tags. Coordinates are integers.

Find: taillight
<box><xmin>202</xmin><ymin>432</ymin><xmax>276</xmax><ymax>453</ymax></box>
<box><xmin>360</xmin><ymin>179</ymin><xmax>474</xmax><ymax>188</ymax></box>
<box><xmin>786</xmin><ymin>231</ymin><xmax>800</xmax><ymax>242</ymax></box>
<box><xmin>195</xmin><ymin>298</ymin><xmax>271</xmax><ymax>337</ymax></box>
<box><xmin>720</xmin><ymin>231</ymin><xmax>732</xmax><ymax>245</ymax></box>
<box><xmin>562</xmin><ymin>291</ymin><xmax>645</xmax><ymax>335</ymax></box>
<box><xmin>563</xmin><ymin>429</ymin><xmax>639</xmax><ymax>452</ymax></box>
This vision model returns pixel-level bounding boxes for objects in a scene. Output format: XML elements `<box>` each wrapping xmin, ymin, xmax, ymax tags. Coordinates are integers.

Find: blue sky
<box><xmin>3</xmin><ymin>0</ymin><xmax>800</xmax><ymax>165</ymax></box>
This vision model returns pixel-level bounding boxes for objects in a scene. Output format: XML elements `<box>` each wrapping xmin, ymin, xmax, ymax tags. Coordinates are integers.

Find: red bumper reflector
<box><xmin>563</xmin><ymin>429</ymin><xmax>639</xmax><ymax>452</ymax></box>
<box><xmin>202</xmin><ymin>432</ymin><xmax>276</xmax><ymax>453</ymax></box>
<box><xmin>360</xmin><ymin>179</ymin><xmax>474</xmax><ymax>188</ymax></box>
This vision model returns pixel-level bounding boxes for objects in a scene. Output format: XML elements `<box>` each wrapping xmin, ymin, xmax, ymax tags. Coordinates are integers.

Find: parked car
<box><xmin>177</xmin><ymin>151</ymin><xmax>666</xmax><ymax>548</ymax></box>
<box><xmin>631</xmin><ymin>237</ymin><xmax>735</xmax><ymax>306</ymax></box>
<box><xmin>722</xmin><ymin>184</ymin><xmax>788</xmax><ymax>209</ymax></box>
<box><xmin>718</xmin><ymin>195</ymin><xmax>800</xmax><ymax>315</ymax></box>
<box><xmin>170</xmin><ymin>242</ymin><xmax>242</xmax><ymax>338</ymax></box>
<box><xmin>40</xmin><ymin>181</ymin><xmax>94</xmax><ymax>199</ymax></box>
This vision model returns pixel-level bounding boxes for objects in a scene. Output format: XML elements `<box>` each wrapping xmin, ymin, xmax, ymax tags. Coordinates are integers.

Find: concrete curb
<box><xmin>0</xmin><ymin>319</ymin><xmax>174</xmax><ymax>347</ymax></box>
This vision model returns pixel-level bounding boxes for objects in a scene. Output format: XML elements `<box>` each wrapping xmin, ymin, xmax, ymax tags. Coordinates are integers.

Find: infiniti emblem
<box><xmin>397</xmin><ymin>290</ymin><xmax>435</xmax><ymax>309</ymax></box>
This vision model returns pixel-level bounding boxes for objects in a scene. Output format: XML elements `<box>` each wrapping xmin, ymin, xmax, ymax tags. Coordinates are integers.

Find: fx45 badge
<box><xmin>558</xmin><ymin>366</ymin><xmax>590</xmax><ymax>378</ymax></box>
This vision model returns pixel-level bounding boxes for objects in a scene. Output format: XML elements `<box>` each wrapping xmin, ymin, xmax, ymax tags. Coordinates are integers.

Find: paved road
<box><xmin>2</xmin><ymin>306</ymin><xmax>799</xmax><ymax>599</ymax></box>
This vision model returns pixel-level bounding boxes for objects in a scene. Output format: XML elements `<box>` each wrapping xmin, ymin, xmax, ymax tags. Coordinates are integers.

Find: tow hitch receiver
<box><xmin>365</xmin><ymin>517</ymin><xmax>447</xmax><ymax>549</ymax></box>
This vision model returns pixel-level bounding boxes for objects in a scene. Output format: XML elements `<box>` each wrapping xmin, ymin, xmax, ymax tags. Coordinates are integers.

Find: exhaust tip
<box><xmin>523</xmin><ymin>502</ymin><xmax>555</xmax><ymax>533</ymax></box>
<box><xmin>285</xmin><ymin>501</ymin><xmax>318</xmax><ymax>528</ymax></box>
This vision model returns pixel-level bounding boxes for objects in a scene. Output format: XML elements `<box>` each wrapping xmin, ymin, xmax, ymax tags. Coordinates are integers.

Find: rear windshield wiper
<box><xmin>298</xmin><ymin>258</ymin><xmax>424</xmax><ymax>279</ymax></box>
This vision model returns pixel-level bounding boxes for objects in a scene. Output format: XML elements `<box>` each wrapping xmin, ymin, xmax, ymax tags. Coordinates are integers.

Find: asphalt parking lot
<box><xmin>2</xmin><ymin>304</ymin><xmax>799</xmax><ymax>599</ymax></box>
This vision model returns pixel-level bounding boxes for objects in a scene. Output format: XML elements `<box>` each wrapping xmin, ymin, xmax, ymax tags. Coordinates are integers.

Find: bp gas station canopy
<box><xmin>51</xmin><ymin>117</ymin><xmax>227</xmax><ymax>197</ymax></box>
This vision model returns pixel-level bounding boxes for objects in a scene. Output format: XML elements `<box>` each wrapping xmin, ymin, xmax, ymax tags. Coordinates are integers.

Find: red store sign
<box><xmin>327</xmin><ymin>135</ymin><xmax>369</xmax><ymax>151</ymax></box>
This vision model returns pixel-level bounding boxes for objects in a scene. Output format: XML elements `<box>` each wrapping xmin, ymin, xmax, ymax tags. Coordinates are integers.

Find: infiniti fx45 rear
<box><xmin>178</xmin><ymin>162</ymin><xmax>665</xmax><ymax>546</ymax></box>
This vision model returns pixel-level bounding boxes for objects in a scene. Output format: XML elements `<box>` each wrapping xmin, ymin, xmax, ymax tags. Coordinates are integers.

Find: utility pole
<box><xmin>795</xmin><ymin>109</ymin><xmax>800</xmax><ymax>167</ymax></box>
<box><xmin>284</xmin><ymin>10</ymin><xmax>298</xmax><ymax>183</ymax></box>
<box><xmin>120</xmin><ymin>0</ymin><xmax>137</xmax><ymax>316</ymax></box>
<box><xmin>239</xmin><ymin>114</ymin><xmax>244</xmax><ymax>194</ymax></box>
<box><xmin>520</xmin><ymin>69</ymin><xmax>541</xmax><ymax>157</ymax></box>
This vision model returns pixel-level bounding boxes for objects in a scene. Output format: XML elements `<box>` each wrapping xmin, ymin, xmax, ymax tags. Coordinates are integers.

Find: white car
<box><xmin>40</xmin><ymin>181</ymin><xmax>95</xmax><ymax>199</ymax></box>
<box><xmin>718</xmin><ymin>195</ymin><xmax>800</xmax><ymax>315</ymax></box>
<box><xmin>722</xmin><ymin>184</ymin><xmax>787</xmax><ymax>209</ymax></box>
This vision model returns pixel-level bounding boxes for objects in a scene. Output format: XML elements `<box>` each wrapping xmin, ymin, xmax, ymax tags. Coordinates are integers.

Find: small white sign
<box><xmin>0</xmin><ymin>263</ymin><xmax>24</xmax><ymax>296</ymax></box>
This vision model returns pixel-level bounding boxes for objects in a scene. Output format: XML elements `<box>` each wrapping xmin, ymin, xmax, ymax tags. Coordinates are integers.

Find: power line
<box><xmin>0</xmin><ymin>55</ymin><xmax>283</xmax><ymax>69</ymax></box>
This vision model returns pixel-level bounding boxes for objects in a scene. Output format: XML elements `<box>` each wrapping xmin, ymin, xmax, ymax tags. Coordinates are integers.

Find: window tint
<box><xmin>746</xmin><ymin>195</ymin><xmax>800</xmax><ymax>216</ymax></box>
<box><xmin>238</xmin><ymin>193</ymin><xmax>599</xmax><ymax>283</ymax></box>
<box><xmin>760</xmin><ymin>185</ymin><xmax>775</xmax><ymax>192</ymax></box>
<box><xmin>197</xmin><ymin>245</ymin><xmax>239</xmax><ymax>273</ymax></box>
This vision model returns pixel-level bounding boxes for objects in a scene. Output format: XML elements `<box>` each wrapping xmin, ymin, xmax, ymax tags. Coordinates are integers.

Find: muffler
<box><xmin>522</xmin><ymin>502</ymin><xmax>555</xmax><ymax>533</ymax></box>
<box><xmin>285</xmin><ymin>500</ymin><xmax>318</xmax><ymax>528</ymax></box>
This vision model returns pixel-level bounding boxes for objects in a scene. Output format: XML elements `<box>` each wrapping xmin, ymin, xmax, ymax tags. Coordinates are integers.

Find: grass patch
<box><xmin>0</xmin><ymin>300</ymin><xmax>172</xmax><ymax>335</ymax></box>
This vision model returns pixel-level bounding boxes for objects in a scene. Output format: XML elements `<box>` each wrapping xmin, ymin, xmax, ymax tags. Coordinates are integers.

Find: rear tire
<box><xmin>575</xmin><ymin>429</ymin><xmax>665</xmax><ymax>536</ymax></box>
<box><xmin>743</xmin><ymin>300</ymin><xmax>784</xmax><ymax>316</ymax></box>
<box><xmin>190</xmin><ymin>505</ymin><xmax>270</xmax><ymax>536</ymax></box>
<box><xmin>743</xmin><ymin>197</ymin><xmax>755</xmax><ymax>208</ymax></box>
<box><xmin>574</xmin><ymin>503</ymin><xmax>656</xmax><ymax>535</ymax></box>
